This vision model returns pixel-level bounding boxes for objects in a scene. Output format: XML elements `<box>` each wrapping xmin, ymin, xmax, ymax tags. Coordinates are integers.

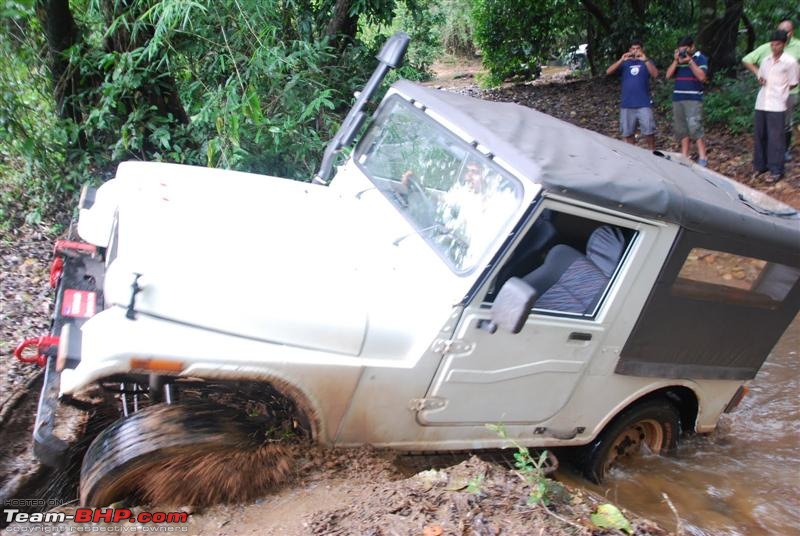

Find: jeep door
<box><xmin>418</xmin><ymin>201</ymin><xmax>655</xmax><ymax>425</ymax></box>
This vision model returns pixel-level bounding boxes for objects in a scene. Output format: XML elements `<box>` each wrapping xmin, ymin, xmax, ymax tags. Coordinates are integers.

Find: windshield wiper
<box><xmin>392</xmin><ymin>224</ymin><xmax>447</xmax><ymax>246</ymax></box>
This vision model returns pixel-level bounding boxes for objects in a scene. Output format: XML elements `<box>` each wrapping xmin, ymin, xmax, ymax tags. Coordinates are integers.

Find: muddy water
<box><xmin>560</xmin><ymin>313</ymin><xmax>800</xmax><ymax>535</ymax></box>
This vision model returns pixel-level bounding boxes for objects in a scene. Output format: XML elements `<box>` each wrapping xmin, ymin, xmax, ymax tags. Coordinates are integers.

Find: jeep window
<box><xmin>672</xmin><ymin>248</ymin><xmax>800</xmax><ymax>309</ymax></box>
<box><xmin>356</xmin><ymin>96</ymin><xmax>523</xmax><ymax>273</ymax></box>
<box><xmin>487</xmin><ymin>209</ymin><xmax>636</xmax><ymax>318</ymax></box>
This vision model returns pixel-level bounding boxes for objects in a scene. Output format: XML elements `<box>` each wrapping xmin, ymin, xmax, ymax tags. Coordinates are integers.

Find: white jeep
<box><xmin>24</xmin><ymin>34</ymin><xmax>800</xmax><ymax>504</ymax></box>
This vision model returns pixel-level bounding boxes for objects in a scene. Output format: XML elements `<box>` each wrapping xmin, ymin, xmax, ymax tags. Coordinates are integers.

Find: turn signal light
<box><xmin>129</xmin><ymin>357</ymin><xmax>184</xmax><ymax>373</ymax></box>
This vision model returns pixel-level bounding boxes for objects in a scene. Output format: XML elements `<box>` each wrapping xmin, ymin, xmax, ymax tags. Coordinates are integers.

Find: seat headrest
<box><xmin>586</xmin><ymin>226</ymin><xmax>626</xmax><ymax>277</ymax></box>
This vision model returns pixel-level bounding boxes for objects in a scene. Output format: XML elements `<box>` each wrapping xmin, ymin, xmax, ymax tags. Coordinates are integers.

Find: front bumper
<box><xmin>34</xmin><ymin>238</ymin><xmax>105</xmax><ymax>466</ymax></box>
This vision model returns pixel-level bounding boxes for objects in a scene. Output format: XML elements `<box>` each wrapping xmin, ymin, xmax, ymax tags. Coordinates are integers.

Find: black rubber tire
<box><xmin>80</xmin><ymin>402</ymin><xmax>267</xmax><ymax>506</ymax></box>
<box><xmin>578</xmin><ymin>398</ymin><xmax>680</xmax><ymax>483</ymax></box>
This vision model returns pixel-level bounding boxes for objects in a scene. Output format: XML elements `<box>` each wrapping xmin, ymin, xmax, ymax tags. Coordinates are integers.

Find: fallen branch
<box><xmin>662</xmin><ymin>492</ymin><xmax>683</xmax><ymax>535</ymax></box>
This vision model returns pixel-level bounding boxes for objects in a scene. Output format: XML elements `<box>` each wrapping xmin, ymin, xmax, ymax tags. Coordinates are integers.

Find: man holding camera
<box><xmin>743</xmin><ymin>19</ymin><xmax>800</xmax><ymax>163</ymax></box>
<box><xmin>666</xmin><ymin>36</ymin><xmax>709</xmax><ymax>166</ymax></box>
<box><xmin>606</xmin><ymin>39</ymin><xmax>659</xmax><ymax>150</ymax></box>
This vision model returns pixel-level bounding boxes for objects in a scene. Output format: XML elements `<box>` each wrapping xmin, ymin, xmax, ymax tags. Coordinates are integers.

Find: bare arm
<box><xmin>606</xmin><ymin>53</ymin><xmax>631</xmax><ymax>75</ymax></box>
<box><xmin>687</xmin><ymin>58</ymin><xmax>707</xmax><ymax>82</ymax></box>
<box><xmin>742</xmin><ymin>61</ymin><xmax>759</xmax><ymax>77</ymax></box>
<box><xmin>644</xmin><ymin>59</ymin><xmax>659</xmax><ymax>78</ymax></box>
<box><xmin>666</xmin><ymin>50</ymin><xmax>679</xmax><ymax>79</ymax></box>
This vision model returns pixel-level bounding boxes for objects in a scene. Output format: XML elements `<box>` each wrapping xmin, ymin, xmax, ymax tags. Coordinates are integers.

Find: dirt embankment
<box><xmin>428</xmin><ymin>59</ymin><xmax>800</xmax><ymax>210</ymax></box>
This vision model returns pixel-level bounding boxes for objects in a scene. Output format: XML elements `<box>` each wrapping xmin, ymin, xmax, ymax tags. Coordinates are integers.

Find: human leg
<box><xmin>684</xmin><ymin>101</ymin><xmax>706</xmax><ymax>163</ymax></box>
<box><xmin>638</xmin><ymin>107</ymin><xmax>656</xmax><ymax>150</ymax></box>
<box><xmin>620</xmin><ymin>109</ymin><xmax>636</xmax><ymax>144</ymax></box>
<box><xmin>696</xmin><ymin>138</ymin><xmax>707</xmax><ymax>166</ymax></box>
<box><xmin>680</xmin><ymin>137</ymin><xmax>690</xmax><ymax>156</ymax></box>
<box><xmin>785</xmin><ymin>94</ymin><xmax>797</xmax><ymax>160</ymax></box>
<box><xmin>673</xmin><ymin>101</ymin><xmax>689</xmax><ymax>156</ymax></box>
<box><xmin>753</xmin><ymin>109</ymin><xmax>768</xmax><ymax>173</ymax></box>
<box><xmin>766</xmin><ymin>110</ymin><xmax>786</xmax><ymax>177</ymax></box>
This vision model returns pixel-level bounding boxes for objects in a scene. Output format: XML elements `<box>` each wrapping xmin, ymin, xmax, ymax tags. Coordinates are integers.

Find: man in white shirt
<box><xmin>752</xmin><ymin>30</ymin><xmax>800</xmax><ymax>181</ymax></box>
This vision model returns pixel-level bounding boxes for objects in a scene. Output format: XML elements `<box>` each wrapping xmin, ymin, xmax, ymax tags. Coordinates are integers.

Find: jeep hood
<box><xmin>97</xmin><ymin>162</ymin><xmax>457</xmax><ymax>357</ymax></box>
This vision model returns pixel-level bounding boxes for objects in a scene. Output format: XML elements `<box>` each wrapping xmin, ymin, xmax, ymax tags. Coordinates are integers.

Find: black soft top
<box><xmin>391</xmin><ymin>81</ymin><xmax>800</xmax><ymax>262</ymax></box>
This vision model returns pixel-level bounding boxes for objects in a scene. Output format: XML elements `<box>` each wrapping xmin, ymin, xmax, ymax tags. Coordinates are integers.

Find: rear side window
<box><xmin>673</xmin><ymin>248</ymin><xmax>800</xmax><ymax>309</ymax></box>
<box><xmin>618</xmin><ymin>229</ymin><xmax>800</xmax><ymax>381</ymax></box>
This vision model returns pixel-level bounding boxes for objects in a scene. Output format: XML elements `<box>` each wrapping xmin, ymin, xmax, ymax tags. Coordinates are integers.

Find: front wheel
<box><xmin>579</xmin><ymin>398</ymin><xmax>680</xmax><ymax>483</ymax></box>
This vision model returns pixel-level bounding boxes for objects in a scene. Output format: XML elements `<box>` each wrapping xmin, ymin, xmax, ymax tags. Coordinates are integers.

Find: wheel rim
<box><xmin>603</xmin><ymin>418</ymin><xmax>665</xmax><ymax>475</ymax></box>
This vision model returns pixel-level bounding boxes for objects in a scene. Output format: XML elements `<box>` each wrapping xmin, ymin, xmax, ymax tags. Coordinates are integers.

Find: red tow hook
<box><xmin>50</xmin><ymin>256</ymin><xmax>64</xmax><ymax>289</ymax></box>
<box><xmin>13</xmin><ymin>336</ymin><xmax>60</xmax><ymax>367</ymax></box>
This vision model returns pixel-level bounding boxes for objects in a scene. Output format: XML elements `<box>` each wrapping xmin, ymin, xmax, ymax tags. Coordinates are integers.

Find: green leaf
<box><xmin>591</xmin><ymin>504</ymin><xmax>633</xmax><ymax>535</ymax></box>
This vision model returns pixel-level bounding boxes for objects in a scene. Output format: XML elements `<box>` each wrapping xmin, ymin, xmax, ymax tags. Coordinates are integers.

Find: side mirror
<box><xmin>489</xmin><ymin>277</ymin><xmax>538</xmax><ymax>334</ymax></box>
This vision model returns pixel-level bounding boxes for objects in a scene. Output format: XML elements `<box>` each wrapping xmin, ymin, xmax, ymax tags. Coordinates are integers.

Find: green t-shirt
<box><xmin>742</xmin><ymin>37</ymin><xmax>800</xmax><ymax>95</ymax></box>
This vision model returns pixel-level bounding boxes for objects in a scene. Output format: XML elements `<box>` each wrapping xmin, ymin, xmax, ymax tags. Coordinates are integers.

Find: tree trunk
<box><xmin>100</xmin><ymin>0</ymin><xmax>189</xmax><ymax>125</ymax></box>
<box><xmin>741</xmin><ymin>11</ymin><xmax>755</xmax><ymax>53</ymax></box>
<box><xmin>697</xmin><ymin>0</ymin><xmax>743</xmax><ymax>76</ymax></box>
<box><xmin>35</xmin><ymin>0</ymin><xmax>81</xmax><ymax>122</ymax></box>
<box><xmin>324</xmin><ymin>0</ymin><xmax>358</xmax><ymax>49</ymax></box>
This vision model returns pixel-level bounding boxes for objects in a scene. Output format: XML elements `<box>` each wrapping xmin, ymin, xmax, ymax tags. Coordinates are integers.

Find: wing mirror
<box><xmin>483</xmin><ymin>277</ymin><xmax>538</xmax><ymax>334</ymax></box>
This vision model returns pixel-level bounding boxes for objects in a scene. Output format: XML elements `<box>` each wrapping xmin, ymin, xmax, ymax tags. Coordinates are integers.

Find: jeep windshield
<box><xmin>356</xmin><ymin>95</ymin><xmax>523</xmax><ymax>273</ymax></box>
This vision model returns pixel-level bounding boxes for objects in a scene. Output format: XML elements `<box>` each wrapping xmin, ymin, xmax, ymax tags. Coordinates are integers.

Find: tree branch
<box><xmin>579</xmin><ymin>0</ymin><xmax>612</xmax><ymax>33</ymax></box>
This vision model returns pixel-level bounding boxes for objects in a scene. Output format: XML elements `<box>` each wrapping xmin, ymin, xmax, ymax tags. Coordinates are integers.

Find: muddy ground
<box><xmin>3</xmin><ymin>63</ymin><xmax>800</xmax><ymax>534</ymax></box>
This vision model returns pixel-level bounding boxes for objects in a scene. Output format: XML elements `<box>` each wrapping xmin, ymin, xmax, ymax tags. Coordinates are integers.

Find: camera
<box><xmin>679</xmin><ymin>50</ymin><xmax>688</xmax><ymax>58</ymax></box>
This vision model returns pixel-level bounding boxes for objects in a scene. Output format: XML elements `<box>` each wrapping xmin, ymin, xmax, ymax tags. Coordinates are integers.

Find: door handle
<box><xmin>568</xmin><ymin>332</ymin><xmax>592</xmax><ymax>342</ymax></box>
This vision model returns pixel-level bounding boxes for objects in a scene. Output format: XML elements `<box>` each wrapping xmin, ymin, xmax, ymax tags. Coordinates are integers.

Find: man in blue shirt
<box><xmin>666</xmin><ymin>36</ymin><xmax>709</xmax><ymax>166</ymax></box>
<box><xmin>606</xmin><ymin>39</ymin><xmax>659</xmax><ymax>150</ymax></box>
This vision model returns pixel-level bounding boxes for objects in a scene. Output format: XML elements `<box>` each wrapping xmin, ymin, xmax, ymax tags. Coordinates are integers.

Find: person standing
<box><xmin>606</xmin><ymin>39</ymin><xmax>659</xmax><ymax>150</ymax></box>
<box><xmin>743</xmin><ymin>19</ymin><xmax>800</xmax><ymax>161</ymax></box>
<box><xmin>666</xmin><ymin>36</ymin><xmax>709</xmax><ymax>166</ymax></box>
<box><xmin>749</xmin><ymin>30</ymin><xmax>799</xmax><ymax>182</ymax></box>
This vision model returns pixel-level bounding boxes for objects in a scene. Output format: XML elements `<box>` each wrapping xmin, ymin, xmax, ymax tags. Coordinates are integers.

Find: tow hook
<box><xmin>13</xmin><ymin>336</ymin><xmax>60</xmax><ymax>367</ymax></box>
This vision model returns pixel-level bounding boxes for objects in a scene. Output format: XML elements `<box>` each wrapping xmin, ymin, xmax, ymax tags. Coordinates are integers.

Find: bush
<box><xmin>471</xmin><ymin>0</ymin><xmax>558</xmax><ymax>86</ymax></box>
<box><xmin>703</xmin><ymin>75</ymin><xmax>759</xmax><ymax>134</ymax></box>
<box><xmin>436</xmin><ymin>0</ymin><xmax>475</xmax><ymax>57</ymax></box>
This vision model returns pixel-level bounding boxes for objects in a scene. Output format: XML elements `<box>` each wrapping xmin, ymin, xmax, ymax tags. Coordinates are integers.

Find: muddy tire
<box><xmin>80</xmin><ymin>402</ymin><xmax>292</xmax><ymax>507</ymax></box>
<box><xmin>579</xmin><ymin>398</ymin><xmax>679</xmax><ymax>483</ymax></box>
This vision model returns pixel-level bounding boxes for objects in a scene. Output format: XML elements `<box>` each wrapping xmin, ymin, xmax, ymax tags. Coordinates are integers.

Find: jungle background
<box><xmin>0</xmin><ymin>0</ymin><xmax>798</xmax><ymax>230</ymax></box>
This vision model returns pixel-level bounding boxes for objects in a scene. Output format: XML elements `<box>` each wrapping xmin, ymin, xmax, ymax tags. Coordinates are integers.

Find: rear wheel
<box><xmin>80</xmin><ymin>401</ymin><xmax>293</xmax><ymax>506</ymax></box>
<box><xmin>579</xmin><ymin>399</ymin><xmax>680</xmax><ymax>483</ymax></box>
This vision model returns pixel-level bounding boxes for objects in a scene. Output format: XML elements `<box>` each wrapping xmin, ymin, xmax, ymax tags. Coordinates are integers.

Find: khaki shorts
<box><xmin>673</xmin><ymin>100</ymin><xmax>704</xmax><ymax>140</ymax></box>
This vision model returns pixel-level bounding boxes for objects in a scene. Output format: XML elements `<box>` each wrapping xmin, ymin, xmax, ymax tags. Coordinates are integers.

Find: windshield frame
<box><xmin>354</xmin><ymin>94</ymin><xmax>525</xmax><ymax>275</ymax></box>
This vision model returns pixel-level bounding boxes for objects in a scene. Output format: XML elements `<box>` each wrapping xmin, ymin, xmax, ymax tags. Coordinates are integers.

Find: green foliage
<box><xmin>0</xmin><ymin>1</ymin><xmax>79</xmax><ymax>227</ymax></box>
<box><xmin>591</xmin><ymin>504</ymin><xmax>633</xmax><ymax>534</ymax></box>
<box><xmin>0</xmin><ymin>0</ymin><xmax>438</xmax><ymax>224</ymax></box>
<box><xmin>486</xmin><ymin>423</ymin><xmax>561</xmax><ymax>506</ymax></box>
<box><xmin>360</xmin><ymin>0</ymin><xmax>441</xmax><ymax>82</ymax></box>
<box><xmin>471</xmin><ymin>0</ymin><xmax>561</xmax><ymax>86</ymax></box>
<box><xmin>703</xmin><ymin>75</ymin><xmax>760</xmax><ymax>134</ymax></box>
<box><xmin>435</xmin><ymin>0</ymin><xmax>475</xmax><ymax>57</ymax></box>
<box><xmin>465</xmin><ymin>474</ymin><xmax>484</xmax><ymax>494</ymax></box>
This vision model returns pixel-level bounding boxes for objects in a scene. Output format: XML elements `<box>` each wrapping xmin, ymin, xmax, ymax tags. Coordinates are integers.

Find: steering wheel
<box><xmin>393</xmin><ymin>174</ymin><xmax>436</xmax><ymax>226</ymax></box>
